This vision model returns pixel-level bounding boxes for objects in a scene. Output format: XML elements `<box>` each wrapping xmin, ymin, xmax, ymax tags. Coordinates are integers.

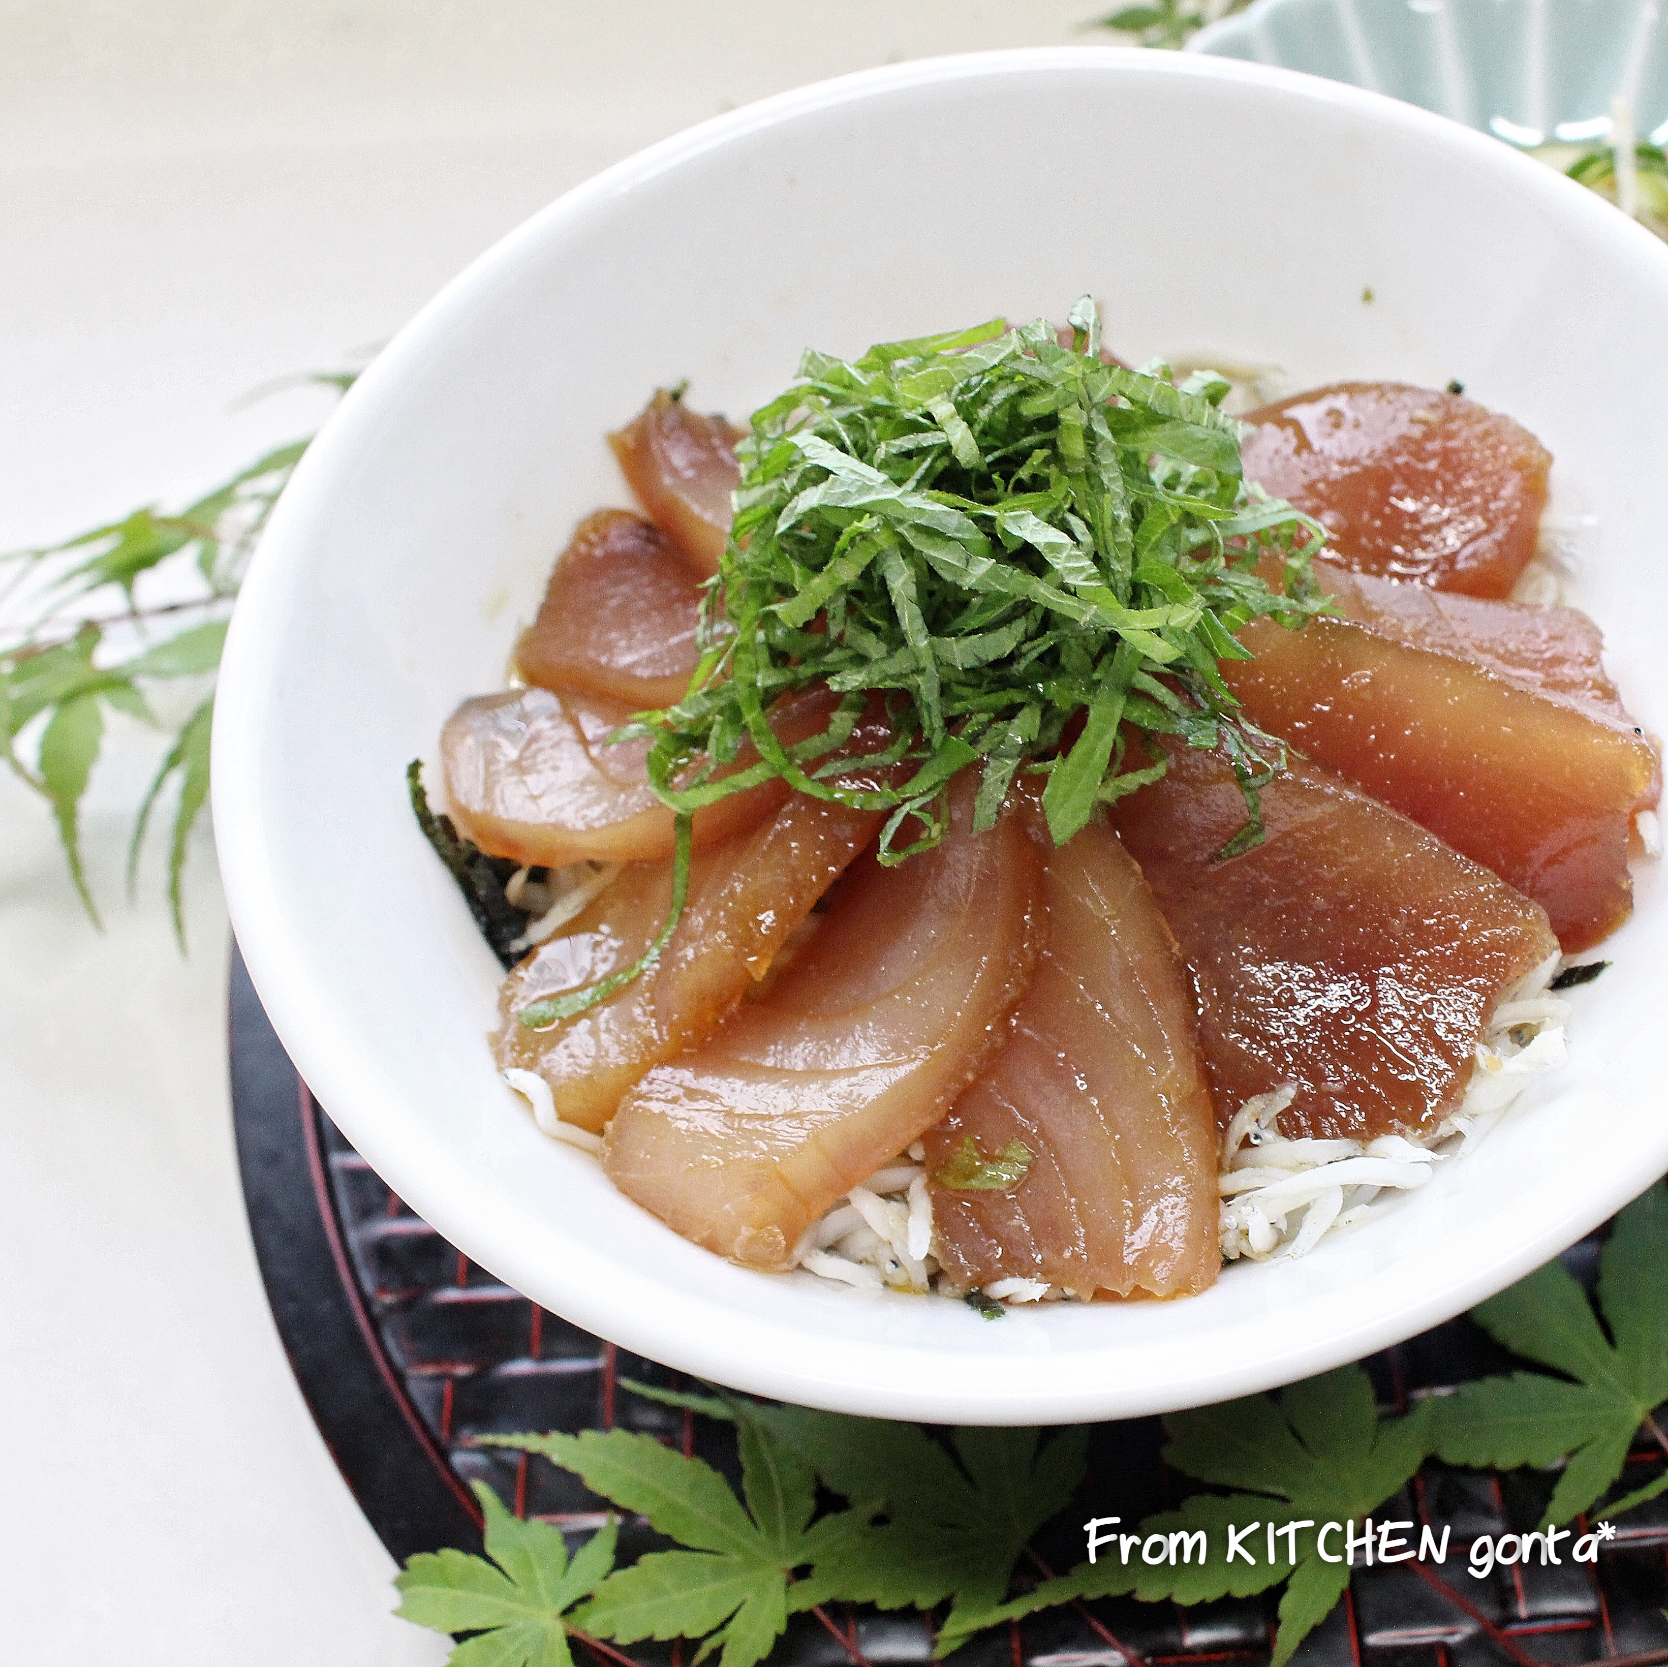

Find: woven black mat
<box><xmin>228</xmin><ymin>942</ymin><xmax>1668</xmax><ymax>1667</ymax></box>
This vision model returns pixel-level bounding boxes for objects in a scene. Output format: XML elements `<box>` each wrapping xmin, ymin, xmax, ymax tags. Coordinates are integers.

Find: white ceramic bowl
<box><xmin>214</xmin><ymin>48</ymin><xmax>1668</xmax><ymax>1425</ymax></box>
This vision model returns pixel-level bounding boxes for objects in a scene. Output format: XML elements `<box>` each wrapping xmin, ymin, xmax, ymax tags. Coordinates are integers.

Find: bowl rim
<box><xmin>213</xmin><ymin>44</ymin><xmax>1668</xmax><ymax>1423</ymax></box>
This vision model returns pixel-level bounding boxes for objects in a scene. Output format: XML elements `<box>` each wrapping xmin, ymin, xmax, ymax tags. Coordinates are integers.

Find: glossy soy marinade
<box><xmin>1239</xmin><ymin>382</ymin><xmax>1551</xmax><ymax>597</ymax></box>
<box><xmin>497</xmin><ymin>702</ymin><xmax>899</xmax><ymax>1132</ymax></box>
<box><xmin>515</xmin><ymin>508</ymin><xmax>703</xmax><ymax>708</ymax></box>
<box><xmin>608</xmin><ymin>389</ymin><xmax>741</xmax><ymax>577</ymax></box>
<box><xmin>1112</xmin><ymin>744</ymin><xmax>1560</xmax><ymax>1142</ymax></box>
<box><xmin>1226</xmin><ymin>560</ymin><xmax>1658</xmax><ymax>951</ymax></box>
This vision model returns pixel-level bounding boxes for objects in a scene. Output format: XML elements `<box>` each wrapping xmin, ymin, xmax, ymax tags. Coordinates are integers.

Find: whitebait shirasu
<box><xmin>788</xmin><ymin>1160</ymin><xmax>1091</xmax><ymax>1303</ymax></box>
<box><xmin>1219</xmin><ymin>950</ymin><xmax>1571</xmax><ymax>1262</ymax></box>
<box><xmin>1636</xmin><ymin>809</ymin><xmax>1662</xmax><ymax>859</ymax></box>
<box><xmin>792</xmin><ymin>1141</ymin><xmax>941</xmax><ymax>1294</ymax></box>
<box><xmin>502</xmin><ymin>1068</ymin><xmax>606</xmax><ymax>1154</ymax></box>
<box><xmin>502</xmin><ymin>957</ymin><xmax>1576</xmax><ymax>1296</ymax></box>
<box><xmin>505</xmin><ymin>861</ymin><xmax>623</xmax><ymax>953</ymax></box>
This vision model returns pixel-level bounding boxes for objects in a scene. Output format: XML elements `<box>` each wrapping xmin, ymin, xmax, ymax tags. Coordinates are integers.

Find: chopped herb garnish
<box><xmin>407</xmin><ymin>759</ymin><xmax>534</xmax><ymax>970</ymax></box>
<box><xmin>934</xmin><ymin>1133</ymin><xmax>1035</xmax><ymax>1191</ymax></box>
<box><xmin>520</xmin><ymin>302</ymin><xmax>1326</xmax><ymax>1026</ymax></box>
<box><xmin>1550</xmin><ymin>960</ymin><xmax>1610</xmax><ymax>990</ymax></box>
<box><xmin>516</xmin><ymin>812</ymin><xmax>693</xmax><ymax>1026</ymax></box>
<box><xmin>963</xmin><ymin>1288</ymin><xmax>1006</xmax><ymax>1321</ymax></box>
<box><xmin>640</xmin><ymin>299</ymin><xmax>1325</xmax><ymax>860</ymax></box>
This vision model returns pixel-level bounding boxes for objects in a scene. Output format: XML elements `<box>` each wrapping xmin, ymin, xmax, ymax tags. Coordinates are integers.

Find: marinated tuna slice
<box><xmin>1311</xmin><ymin>560</ymin><xmax>1641</xmax><ymax>726</ymax></box>
<box><xmin>515</xmin><ymin>509</ymin><xmax>702</xmax><ymax>708</ymax></box>
<box><xmin>1241</xmin><ymin>383</ymin><xmax>1551</xmax><ymax>597</ymax></box>
<box><xmin>926</xmin><ymin>806</ymin><xmax>1218</xmax><ymax>1300</ymax></box>
<box><xmin>1227</xmin><ymin>593</ymin><xmax>1657</xmax><ymax>951</ymax></box>
<box><xmin>603</xmin><ymin>777</ymin><xmax>1044</xmax><ymax>1270</ymax></box>
<box><xmin>1113</xmin><ymin>746</ymin><xmax>1559</xmax><ymax>1142</ymax></box>
<box><xmin>441</xmin><ymin>685</ymin><xmax>790</xmax><ymax>867</ymax></box>
<box><xmin>442</xmin><ymin>683</ymin><xmax>852</xmax><ymax>870</ymax></box>
<box><xmin>609</xmin><ymin>390</ymin><xmax>741</xmax><ymax>578</ymax></box>
<box><xmin>497</xmin><ymin>710</ymin><xmax>899</xmax><ymax>1131</ymax></box>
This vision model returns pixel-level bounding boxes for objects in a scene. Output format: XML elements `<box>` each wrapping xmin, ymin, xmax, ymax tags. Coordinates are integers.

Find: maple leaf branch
<box><xmin>7</xmin><ymin>595</ymin><xmax>232</xmax><ymax>661</ymax></box>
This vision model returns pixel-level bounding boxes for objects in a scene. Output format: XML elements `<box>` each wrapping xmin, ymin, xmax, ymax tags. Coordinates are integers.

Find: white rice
<box><xmin>502</xmin><ymin>1068</ymin><xmax>606</xmax><ymax>1155</ymax></box>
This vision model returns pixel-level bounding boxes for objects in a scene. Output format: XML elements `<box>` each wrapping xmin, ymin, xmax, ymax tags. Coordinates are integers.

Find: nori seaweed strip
<box><xmin>1550</xmin><ymin>960</ymin><xmax>1610</xmax><ymax>990</ymax></box>
<box><xmin>407</xmin><ymin>759</ymin><xmax>532</xmax><ymax>969</ymax></box>
<box><xmin>963</xmin><ymin>1289</ymin><xmax>1006</xmax><ymax>1321</ymax></box>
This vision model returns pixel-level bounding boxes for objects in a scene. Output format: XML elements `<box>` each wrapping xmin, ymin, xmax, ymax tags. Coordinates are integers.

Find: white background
<box><xmin>0</xmin><ymin>3</ymin><xmax>1099</xmax><ymax>1657</ymax></box>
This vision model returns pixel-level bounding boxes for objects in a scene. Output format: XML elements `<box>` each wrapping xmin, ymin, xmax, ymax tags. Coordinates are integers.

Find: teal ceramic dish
<box><xmin>1191</xmin><ymin>0</ymin><xmax>1668</xmax><ymax>146</ymax></box>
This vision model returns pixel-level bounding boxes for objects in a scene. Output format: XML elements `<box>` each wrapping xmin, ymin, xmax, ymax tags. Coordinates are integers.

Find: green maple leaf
<box><xmin>753</xmin><ymin>1406</ymin><xmax>1085</xmax><ymax>1626</ymax></box>
<box><xmin>938</xmin><ymin>1364</ymin><xmax>1430</xmax><ymax>1667</ymax></box>
<box><xmin>395</xmin><ymin>1481</ymin><xmax>616</xmax><ymax>1667</ymax></box>
<box><xmin>4</xmin><ymin>625</ymin><xmax>141</xmax><ymax>924</ymax></box>
<box><xmin>127</xmin><ymin>694</ymin><xmax>215</xmax><ymax>947</ymax></box>
<box><xmin>621</xmin><ymin>1380</ymin><xmax>1088</xmax><ymax>1632</ymax></box>
<box><xmin>38</xmin><ymin>689</ymin><xmax>107</xmax><ymax>923</ymax></box>
<box><xmin>51</xmin><ymin>507</ymin><xmax>194</xmax><ymax>604</ymax></box>
<box><xmin>488</xmin><ymin>1419</ymin><xmax>877</xmax><ymax>1667</ymax></box>
<box><xmin>1094</xmin><ymin>0</ymin><xmax>1252</xmax><ymax>50</ymax></box>
<box><xmin>1431</xmin><ymin>1181</ymin><xmax>1668</xmax><ymax>1526</ymax></box>
<box><xmin>3</xmin><ymin>618</ymin><xmax>225</xmax><ymax>934</ymax></box>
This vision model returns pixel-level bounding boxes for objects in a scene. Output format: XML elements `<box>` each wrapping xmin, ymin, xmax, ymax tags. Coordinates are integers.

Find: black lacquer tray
<box><xmin>229</xmin><ymin>943</ymin><xmax>1668</xmax><ymax>1667</ymax></box>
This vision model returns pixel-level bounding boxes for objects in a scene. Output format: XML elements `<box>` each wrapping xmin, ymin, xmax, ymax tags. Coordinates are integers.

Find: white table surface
<box><xmin>0</xmin><ymin>2</ymin><xmax>1098</xmax><ymax>1657</ymax></box>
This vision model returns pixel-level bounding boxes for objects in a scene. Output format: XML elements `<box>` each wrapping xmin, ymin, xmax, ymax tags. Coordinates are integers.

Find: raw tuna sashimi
<box><xmin>926</xmin><ymin>803</ymin><xmax>1218</xmax><ymax>1300</ymax></box>
<box><xmin>1241</xmin><ymin>383</ymin><xmax>1551</xmax><ymax>598</ymax></box>
<box><xmin>1227</xmin><ymin>580</ymin><xmax>1658</xmax><ymax>951</ymax></box>
<box><xmin>515</xmin><ymin>509</ymin><xmax>702</xmax><ymax>708</ymax></box>
<box><xmin>609</xmin><ymin>390</ymin><xmax>741</xmax><ymax>578</ymax></box>
<box><xmin>1113</xmin><ymin>745</ymin><xmax>1559</xmax><ymax>1142</ymax></box>
<box><xmin>602</xmin><ymin>776</ymin><xmax>1044</xmax><ymax>1269</ymax></box>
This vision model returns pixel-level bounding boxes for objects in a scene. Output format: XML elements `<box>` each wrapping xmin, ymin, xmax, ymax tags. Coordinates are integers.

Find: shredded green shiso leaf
<box><xmin>645</xmin><ymin>298</ymin><xmax>1326</xmax><ymax>851</ymax></box>
<box><xmin>520</xmin><ymin>299</ymin><xmax>1328</xmax><ymax>1028</ymax></box>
